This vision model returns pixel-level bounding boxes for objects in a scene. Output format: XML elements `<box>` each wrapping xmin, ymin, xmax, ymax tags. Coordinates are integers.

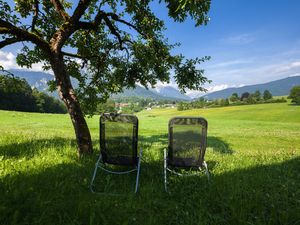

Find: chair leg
<box><xmin>202</xmin><ymin>161</ymin><xmax>210</xmax><ymax>181</ymax></box>
<box><xmin>135</xmin><ymin>148</ymin><xmax>142</xmax><ymax>193</ymax></box>
<box><xmin>164</xmin><ymin>148</ymin><xmax>168</xmax><ymax>192</ymax></box>
<box><xmin>90</xmin><ymin>153</ymin><xmax>102</xmax><ymax>193</ymax></box>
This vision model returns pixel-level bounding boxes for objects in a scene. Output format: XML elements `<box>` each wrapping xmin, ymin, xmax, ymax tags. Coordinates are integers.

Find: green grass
<box><xmin>1</xmin><ymin>102</ymin><xmax>300</xmax><ymax>225</ymax></box>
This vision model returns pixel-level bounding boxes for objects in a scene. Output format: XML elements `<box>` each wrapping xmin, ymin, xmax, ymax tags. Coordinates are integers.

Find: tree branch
<box><xmin>0</xmin><ymin>67</ymin><xmax>15</xmax><ymax>76</ymax></box>
<box><xmin>0</xmin><ymin>19</ymin><xmax>49</xmax><ymax>52</ymax></box>
<box><xmin>77</xmin><ymin>10</ymin><xmax>144</xmax><ymax>46</ymax></box>
<box><xmin>50</xmin><ymin>2</ymin><xmax>138</xmax><ymax>53</ymax></box>
<box><xmin>32</xmin><ymin>0</ymin><xmax>40</xmax><ymax>32</ymax></box>
<box><xmin>61</xmin><ymin>51</ymin><xmax>84</xmax><ymax>59</ymax></box>
<box><xmin>62</xmin><ymin>51</ymin><xmax>107</xmax><ymax>60</ymax></box>
<box><xmin>101</xmin><ymin>14</ymin><xmax>135</xmax><ymax>51</ymax></box>
<box><xmin>71</xmin><ymin>0</ymin><xmax>92</xmax><ymax>22</ymax></box>
<box><xmin>107</xmin><ymin>13</ymin><xmax>144</xmax><ymax>37</ymax></box>
<box><xmin>0</xmin><ymin>37</ymin><xmax>25</xmax><ymax>48</ymax></box>
<box><xmin>77</xmin><ymin>21</ymin><xmax>97</xmax><ymax>30</ymax></box>
<box><xmin>73</xmin><ymin>11</ymin><xmax>126</xmax><ymax>50</ymax></box>
<box><xmin>50</xmin><ymin>0</ymin><xmax>70</xmax><ymax>21</ymax></box>
<box><xmin>102</xmin><ymin>17</ymin><xmax>122</xmax><ymax>45</ymax></box>
<box><xmin>92</xmin><ymin>10</ymin><xmax>143</xmax><ymax>36</ymax></box>
<box><xmin>62</xmin><ymin>51</ymin><xmax>109</xmax><ymax>69</ymax></box>
<box><xmin>50</xmin><ymin>0</ymin><xmax>92</xmax><ymax>52</ymax></box>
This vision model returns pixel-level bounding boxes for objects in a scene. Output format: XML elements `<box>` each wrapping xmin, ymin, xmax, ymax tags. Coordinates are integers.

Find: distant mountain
<box><xmin>152</xmin><ymin>86</ymin><xmax>191</xmax><ymax>100</ymax></box>
<box><xmin>8</xmin><ymin>69</ymin><xmax>54</xmax><ymax>91</ymax></box>
<box><xmin>202</xmin><ymin>76</ymin><xmax>300</xmax><ymax>100</ymax></box>
<box><xmin>7</xmin><ymin>69</ymin><xmax>59</xmax><ymax>98</ymax></box>
<box><xmin>113</xmin><ymin>85</ymin><xmax>163</xmax><ymax>100</ymax></box>
<box><xmin>113</xmin><ymin>85</ymin><xmax>191</xmax><ymax>101</ymax></box>
<box><xmin>7</xmin><ymin>69</ymin><xmax>191</xmax><ymax>101</ymax></box>
<box><xmin>9</xmin><ymin>70</ymin><xmax>299</xmax><ymax>101</ymax></box>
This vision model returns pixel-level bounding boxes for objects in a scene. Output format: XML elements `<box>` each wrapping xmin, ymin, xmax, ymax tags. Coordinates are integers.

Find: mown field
<box><xmin>1</xmin><ymin>102</ymin><xmax>300</xmax><ymax>225</ymax></box>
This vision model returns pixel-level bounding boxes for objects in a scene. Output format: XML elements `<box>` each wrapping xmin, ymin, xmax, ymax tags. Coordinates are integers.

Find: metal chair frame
<box><xmin>90</xmin><ymin>113</ymin><xmax>142</xmax><ymax>194</ymax></box>
<box><xmin>90</xmin><ymin>148</ymin><xmax>142</xmax><ymax>194</ymax></box>
<box><xmin>164</xmin><ymin>117</ymin><xmax>210</xmax><ymax>192</ymax></box>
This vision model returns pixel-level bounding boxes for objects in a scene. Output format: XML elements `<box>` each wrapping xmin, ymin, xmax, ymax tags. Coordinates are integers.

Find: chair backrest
<box><xmin>168</xmin><ymin>117</ymin><xmax>208</xmax><ymax>167</ymax></box>
<box><xmin>100</xmin><ymin>113</ymin><xmax>138</xmax><ymax>166</ymax></box>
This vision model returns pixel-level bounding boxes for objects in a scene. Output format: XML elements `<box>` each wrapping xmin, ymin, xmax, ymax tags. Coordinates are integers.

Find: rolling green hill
<box><xmin>0</xmin><ymin>102</ymin><xmax>299</xmax><ymax>224</ymax></box>
<box><xmin>203</xmin><ymin>76</ymin><xmax>300</xmax><ymax>99</ymax></box>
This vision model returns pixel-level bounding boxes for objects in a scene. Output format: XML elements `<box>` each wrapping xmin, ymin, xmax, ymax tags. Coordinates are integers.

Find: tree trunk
<box><xmin>50</xmin><ymin>54</ymin><xmax>93</xmax><ymax>155</ymax></box>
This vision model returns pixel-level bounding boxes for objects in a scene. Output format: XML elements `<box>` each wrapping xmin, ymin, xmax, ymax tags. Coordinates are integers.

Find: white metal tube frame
<box><xmin>164</xmin><ymin>148</ymin><xmax>209</xmax><ymax>192</ymax></box>
<box><xmin>90</xmin><ymin>148</ymin><xmax>142</xmax><ymax>194</ymax></box>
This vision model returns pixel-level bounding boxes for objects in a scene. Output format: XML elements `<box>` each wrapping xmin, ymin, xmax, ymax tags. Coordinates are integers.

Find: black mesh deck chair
<box><xmin>90</xmin><ymin>113</ymin><xmax>142</xmax><ymax>194</ymax></box>
<box><xmin>164</xmin><ymin>117</ymin><xmax>209</xmax><ymax>191</ymax></box>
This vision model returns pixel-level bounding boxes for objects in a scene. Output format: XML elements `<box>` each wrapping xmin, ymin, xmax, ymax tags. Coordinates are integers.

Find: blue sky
<box><xmin>156</xmin><ymin>0</ymin><xmax>300</xmax><ymax>96</ymax></box>
<box><xmin>1</xmin><ymin>0</ymin><xmax>300</xmax><ymax>97</ymax></box>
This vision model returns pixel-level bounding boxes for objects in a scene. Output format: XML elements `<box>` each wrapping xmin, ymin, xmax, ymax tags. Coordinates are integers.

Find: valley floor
<box><xmin>0</xmin><ymin>102</ymin><xmax>300</xmax><ymax>225</ymax></box>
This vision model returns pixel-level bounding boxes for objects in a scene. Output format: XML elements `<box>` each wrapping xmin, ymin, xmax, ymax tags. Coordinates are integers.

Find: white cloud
<box><xmin>224</xmin><ymin>33</ymin><xmax>256</xmax><ymax>45</ymax></box>
<box><xmin>186</xmin><ymin>84</ymin><xmax>244</xmax><ymax>98</ymax></box>
<box><xmin>30</xmin><ymin>62</ymin><xmax>45</xmax><ymax>72</ymax></box>
<box><xmin>272</xmin><ymin>61</ymin><xmax>300</xmax><ymax>74</ymax></box>
<box><xmin>185</xmin><ymin>90</ymin><xmax>202</xmax><ymax>98</ymax></box>
<box><xmin>204</xmin><ymin>55</ymin><xmax>300</xmax><ymax>87</ymax></box>
<box><xmin>133</xmin><ymin>56</ymin><xmax>300</xmax><ymax>98</ymax></box>
<box><xmin>153</xmin><ymin>80</ymin><xmax>178</xmax><ymax>92</ymax></box>
<box><xmin>0</xmin><ymin>50</ymin><xmax>47</xmax><ymax>72</ymax></box>
<box><xmin>251</xmin><ymin>60</ymin><xmax>300</xmax><ymax>80</ymax></box>
<box><xmin>207</xmin><ymin>84</ymin><xmax>229</xmax><ymax>93</ymax></box>
<box><xmin>289</xmin><ymin>72</ymin><xmax>300</xmax><ymax>77</ymax></box>
<box><xmin>209</xmin><ymin>59</ymin><xmax>252</xmax><ymax>68</ymax></box>
<box><xmin>0</xmin><ymin>51</ymin><xmax>15</xmax><ymax>69</ymax></box>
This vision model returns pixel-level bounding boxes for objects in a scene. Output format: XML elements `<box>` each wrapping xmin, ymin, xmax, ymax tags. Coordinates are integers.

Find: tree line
<box><xmin>0</xmin><ymin>73</ymin><xmax>67</xmax><ymax>114</ymax></box>
<box><xmin>98</xmin><ymin>97</ymin><xmax>177</xmax><ymax>114</ymax></box>
<box><xmin>288</xmin><ymin>86</ymin><xmax>300</xmax><ymax>105</ymax></box>
<box><xmin>178</xmin><ymin>90</ymin><xmax>287</xmax><ymax>111</ymax></box>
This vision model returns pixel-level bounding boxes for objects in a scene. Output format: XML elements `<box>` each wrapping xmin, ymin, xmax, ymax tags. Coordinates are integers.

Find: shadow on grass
<box><xmin>287</xmin><ymin>103</ymin><xmax>300</xmax><ymax>106</ymax></box>
<box><xmin>207</xmin><ymin>136</ymin><xmax>233</xmax><ymax>154</ymax></box>
<box><xmin>1</xmin><ymin>136</ymin><xmax>299</xmax><ymax>225</ymax></box>
<box><xmin>0</xmin><ymin>128</ymin><xmax>232</xmax><ymax>160</ymax></box>
<box><xmin>0</xmin><ymin>137</ymin><xmax>101</xmax><ymax>160</ymax></box>
<box><xmin>4</xmin><ymin>129</ymin><xmax>295</xmax><ymax>225</ymax></box>
<box><xmin>0</xmin><ymin>137</ymin><xmax>77</xmax><ymax>159</ymax></box>
<box><xmin>139</xmin><ymin>134</ymin><xmax>233</xmax><ymax>154</ymax></box>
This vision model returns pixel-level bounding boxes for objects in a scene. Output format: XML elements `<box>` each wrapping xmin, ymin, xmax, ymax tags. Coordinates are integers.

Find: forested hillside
<box><xmin>202</xmin><ymin>76</ymin><xmax>300</xmax><ymax>100</ymax></box>
<box><xmin>0</xmin><ymin>73</ymin><xmax>66</xmax><ymax>114</ymax></box>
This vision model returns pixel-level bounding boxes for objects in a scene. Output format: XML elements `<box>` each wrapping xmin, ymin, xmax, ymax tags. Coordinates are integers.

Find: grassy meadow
<box><xmin>0</xmin><ymin>102</ymin><xmax>300</xmax><ymax>225</ymax></box>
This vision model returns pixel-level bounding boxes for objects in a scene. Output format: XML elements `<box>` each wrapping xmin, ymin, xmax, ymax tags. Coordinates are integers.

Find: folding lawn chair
<box><xmin>90</xmin><ymin>113</ymin><xmax>142</xmax><ymax>194</ymax></box>
<box><xmin>164</xmin><ymin>117</ymin><xmax>209</xmax><ymax>192</ymax></box>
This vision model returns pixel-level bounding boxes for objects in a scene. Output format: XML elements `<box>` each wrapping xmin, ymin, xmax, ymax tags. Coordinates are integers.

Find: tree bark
<box><xmin>50</xmin><ymin>53</ymin><xmax>93</xmax><ymax>155</ymax></box>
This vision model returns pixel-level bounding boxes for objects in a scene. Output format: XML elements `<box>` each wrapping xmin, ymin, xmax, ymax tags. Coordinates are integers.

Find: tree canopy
<box><xmin>0</xmin><ymin>0</ymin><xmax>211</xmax><ymax>113</ymax></box>
<box><xmin>289</xmin><ymin>86</ymin><xmax>300</xmax><ymax>105</ymax></box>
<box><xmin>230</xmin><ymin>93</ymin><xmax>239</xmax><ymax>102</ymax></box>
<box><xmin>0</xmin><ymin>0</ymin><xmax>211</xmax><ymax>154</ymax></box>
<box><xmin>0</xmin><ymin>70</ymin><xmax>36</xmax><ymax>112</ymax></box>
<box><xmin>240</xmin><ymin>92</ymin><xmax>250</xmax><ymax>101</ymax></box>
<box><xmin>253</xmin><ymin>90</ymin><xmax>261</xmax><ymax>101</ymax></box>
<box><xmin>0</xmin><ymin>70</ymin><xmax>67</xmax><ymax>113</ymax></box>
<box><xmin>263</xmin><ymin>90</ymin><xmax>272</xmax><ymax>100</ymax></box>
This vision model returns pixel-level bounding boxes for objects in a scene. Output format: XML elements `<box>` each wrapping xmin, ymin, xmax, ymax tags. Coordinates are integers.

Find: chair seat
<box><xmin>90</xmin><ymin>113</ymin><xmax>141</xmax><ymax>194</ymax></box>
<box><xmin>168</xmin><ymin>157</ymin><xmax>201</xmax><ymax>168</ymax></box>
<box><xmin>102</xmin><ymin>152</ymin><xmax>137</xmax><ymax>166</ymax></box>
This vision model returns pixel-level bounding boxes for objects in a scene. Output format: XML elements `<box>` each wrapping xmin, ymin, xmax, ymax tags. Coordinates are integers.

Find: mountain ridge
<box><xmin>202</xmin><ymin>76</ymin><xmax>300</xmax><ymax>100</ymax></box>
<box><xmin>6</xmin><ymin>69</ymin><xmax>299</xmax><ymax>101</ymax></box>
<box><xmin>6</xmin><ymin>69</ymin><xmax>190</xmax><ymax>101</ymax></box>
